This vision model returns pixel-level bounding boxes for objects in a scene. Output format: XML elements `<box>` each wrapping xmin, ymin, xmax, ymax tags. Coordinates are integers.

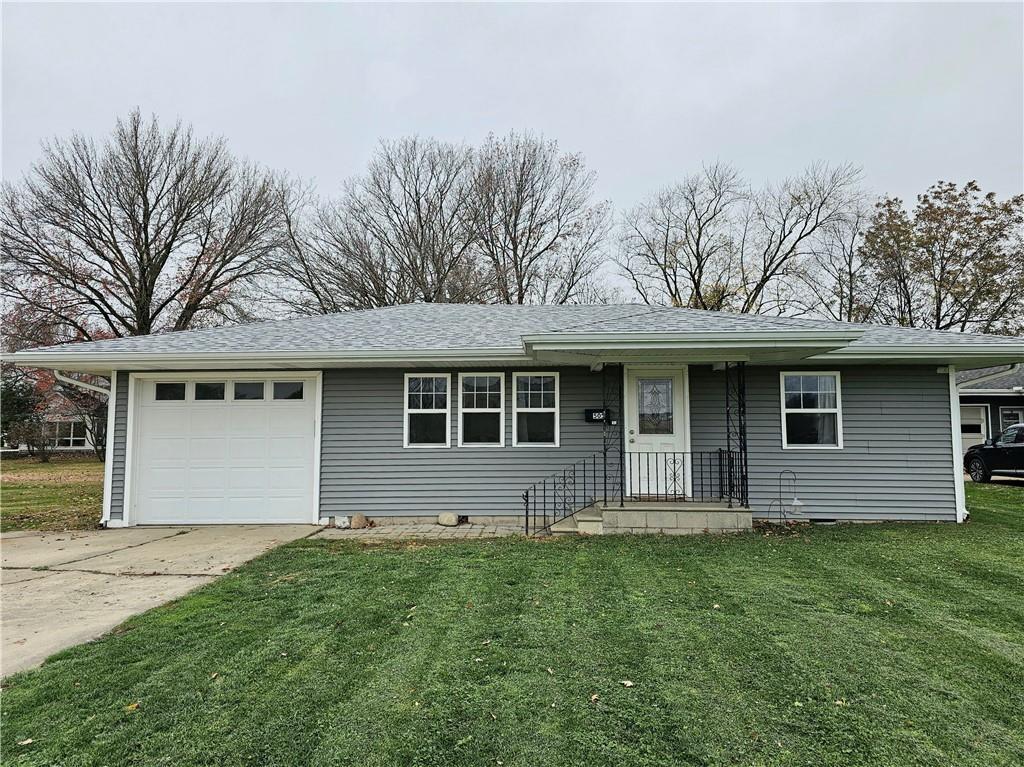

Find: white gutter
<box><xmin>10</xmin><ymin>347</ymin><xmax>533</xmax><ymax>372</ymax></box>
<box><xmin>956</xmin><ymin>363</ymin><xmax>1021</xmax><ymax>389</ymax></box>
<box><xmin>54</xmin><ymin>370</ymin><xmax>111</xmax><ymax>395</ymax></box>
<box><xmin>523</xmin><ymin>329</ymin><xmax>864</xmax><ymax>350</ymax></box>
<box><xmin>817</xmin><ymin>346</ymin><xmax>1024</xmax><ymax>361</ymax></box>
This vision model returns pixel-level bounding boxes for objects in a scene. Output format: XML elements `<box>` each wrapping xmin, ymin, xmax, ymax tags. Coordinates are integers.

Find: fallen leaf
<box><xmin>481</xmin><ymin>639</ymin><xmax>492</xmax><ymax>646</ymax></box>
<box><xmin>546</xmin><ymin>667</ymin><xmax>555</xmax><ymax>675</ymax></box>
<box><xmin>474</xmin><ymin>657</ymin><xmax>484</xmax><ymax>663</ymax></box>
<box><xmin>589</xmin><ymin>693</ymin><xmax>600</xmax><ymax>704</ymax></box>
<box><xmin>209</xmin><ymin>672</ymin><xmax>219</xmax><ymax>680</ymax></box>
<box><xmin>125</xmin><ymin>701</ymin><xmax>140</xmax><ymax>713</ymax></box>
<box><xmin>620</xmin><ymin>680</ymin><xmax>635</xmax><ymax>687</ymax></box>
<box><xmin>713</xmin><ymin>604</ymin><xmax>721</xmax><ymax>609</ymax></box>
<box><xmin>17</xmin><ymin>739</ymin><xmax>33</xmax><ymax>746</ymax></box>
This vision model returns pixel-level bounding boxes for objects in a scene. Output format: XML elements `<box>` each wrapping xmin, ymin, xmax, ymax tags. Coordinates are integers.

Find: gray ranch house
<box><xmin>12</xmin><ymin>304</ymin><xmax>1024</xmax><ymax>535</ymax></box>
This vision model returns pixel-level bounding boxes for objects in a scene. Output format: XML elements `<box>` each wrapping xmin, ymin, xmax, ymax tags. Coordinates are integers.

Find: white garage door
<box><xmin>959</xmin><ymin>405</ymin><xmax>988</xmax><ymax>455</ymax></box>
<box><xmin>131</xmin><ymin>375</ymin><xmax>318</xmax><ymax>524</ymax></box>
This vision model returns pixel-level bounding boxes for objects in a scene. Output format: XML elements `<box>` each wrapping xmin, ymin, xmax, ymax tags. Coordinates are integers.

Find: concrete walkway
<box><xmin>1</xmin><ymin>525</ymin><xmax>316</xmax><ymax>676</ymax></box>
<box><xmin>314</xmin><ymin>523</ymin><xmax>520</xmax><ymax>541</ymax></box>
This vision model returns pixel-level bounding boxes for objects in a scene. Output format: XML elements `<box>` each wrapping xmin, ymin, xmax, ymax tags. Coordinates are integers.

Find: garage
<box><xmin>959</xmin><ymin>405</ymin><xmax>989</xmax><ymax>455</ymax></box>
<box><xmin>127</xmin><ymin>373</ymin><xmax>320</xmax><ymax>524</ymax></box>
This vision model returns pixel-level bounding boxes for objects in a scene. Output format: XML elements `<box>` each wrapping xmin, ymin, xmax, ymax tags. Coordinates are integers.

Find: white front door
<box><xmin>625</xmin><ymin>368</ymin><xmax>689</xmax><ymax>498</ymax></box>
<box><xmin>959</xmin><ymin>405</ymin><xmax>988</xmax><ymax>454</ymax></box>
<box><xmin>131</xmin><ymin>375</ymin><xmax>319</xmax><ymax>524</ymax></box>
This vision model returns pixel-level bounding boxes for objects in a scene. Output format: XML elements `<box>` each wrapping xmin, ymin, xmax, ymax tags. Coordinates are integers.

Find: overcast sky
<box><xmin>3</xmin><ymin>2</ymin><xmax>1022</xmax><ymax>208</ymax></box>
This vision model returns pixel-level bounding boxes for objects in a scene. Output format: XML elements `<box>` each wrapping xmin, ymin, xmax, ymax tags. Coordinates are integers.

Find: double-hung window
<box><xmin>459</xmin><ymin>374</ymin><xmax>504</xmax><ymax>446</ymax></box>
<box><xmin>404</xmin><ymin>374</ymin><xmax>450</xmax><ymax>447</ymax></box>
<box><xmin>513</xmin><ymin>373</ymin><xmax>559</xmax><ymax>446</ymax></box>
<box><xmin>781</xmin><ymin>372</ymin><xmax>843</xmax><ymax>449</ymax></box>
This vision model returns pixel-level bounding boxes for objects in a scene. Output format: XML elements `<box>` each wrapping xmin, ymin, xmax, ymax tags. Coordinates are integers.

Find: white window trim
<box><xmin>457</xmin><ymin>372</ymin><xmax>505</xmax><ymax>448</ymax></box>
<box><xmin>999</xmin><ymin>405</ymin><xmax>1024</xmax><ymax>433</ymax></box>
<box><xmin>780</xmin><ymin>370</ymin><xmax>844</xmax><ymax>450</ymax></box>
<box><xmin>403</xmin><ymin>373</ymin><xmax>452</xmax><ymax>449</ymax></box>
<box><xmin>512</xmin><ymin>371</ymin><xmax>560</xmax><ymax>447</ymax></box>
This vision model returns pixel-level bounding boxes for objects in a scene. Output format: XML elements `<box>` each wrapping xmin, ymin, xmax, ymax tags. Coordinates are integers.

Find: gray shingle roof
<box><xmin>12</xmin><ymin>303</ymin><xmax>1024</xmax><ymax>360</ymax></box>
<box><xmin>958</xmin><ymin>364</ymin><xmax>1024</xmax><ymax>390</ymax></box>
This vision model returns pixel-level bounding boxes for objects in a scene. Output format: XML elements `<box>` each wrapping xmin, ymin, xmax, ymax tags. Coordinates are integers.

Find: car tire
<box><xmin>968</xmin><ymin>457</ymin><xmax>990</xmax><ymax>483</ymax></box>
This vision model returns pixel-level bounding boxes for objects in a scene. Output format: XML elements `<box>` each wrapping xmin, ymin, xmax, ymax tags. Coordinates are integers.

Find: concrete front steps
<box><xmin>548</xmin><ymin>501</ymin><xmax>752</xmax><ymax>536</ymax></box>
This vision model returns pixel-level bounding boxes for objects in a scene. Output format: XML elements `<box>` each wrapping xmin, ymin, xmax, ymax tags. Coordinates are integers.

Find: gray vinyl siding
<box><xmin>108</xmin><ymin>371</ymin><xmax>131</xmax><ymax>521</ymax></box>
<box><xmin>689</xmin><ymin>364</ymin><xmax>958</xmax><ymax>522</ymax></box>
<box><xmin>319</xmin><ymin>367</ymin><xmax>609</xmax><ymax>517</ymax></box>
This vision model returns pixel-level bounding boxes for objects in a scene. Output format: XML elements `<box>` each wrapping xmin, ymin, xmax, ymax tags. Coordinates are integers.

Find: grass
<box><xmin>2</xmin><ymin>482</ymin><xmax>1022</xmax><ymax>766</ymax></box>
<box><xmin>0</xmin><ymin>455</ymin><xmax>104</xmax><ymax>532</ymax></box>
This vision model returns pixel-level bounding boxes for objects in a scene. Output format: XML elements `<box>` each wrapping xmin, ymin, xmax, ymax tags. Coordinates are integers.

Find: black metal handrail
<box><xmin>522</xmin><ymin>451</ymin><xmax>622</xmax><ymax>536</ymax></box>
<box><xmin>623</xmin><ymin>449</ymin><xmax>748</xmax><ymax>507</ymax></box>
<box><xmin>523</xmin><ymin>448</ymin><xmax>747</xmax><ymax>535</ymax></box>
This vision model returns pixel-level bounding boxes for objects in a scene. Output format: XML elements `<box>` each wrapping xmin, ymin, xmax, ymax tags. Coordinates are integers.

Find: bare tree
<box><xmin>467</xmin><ymin>132</ymin><xmax>611</xmax><ymax>304</ymax></box>
<box><xmin>735</xmin><ymin>163</ymin><xmax>862</xmax><ymax>314</ymax></box>
<box><xmin>618</xmin><ymin>163</ymin><xmax>743</xmax><ymax>309</ymax></box>
<box><xmin>861</xmin><ymin>181</ymin><xmax>1024</xmax><ymax>333</ymax></box>
<box><xmin>797</xmin><ymin>203</ymin><xmax>880</xmax><ymax>322</ymax></box>
<box><xmin>619</xmin><ymin>162</ymin><xmax>860</xmax><ymax>314</ymax></box>
<box><xmin>271</xmin><ymin>138</ymin><xmax>487</xmax><ymax>313</ymax></box>
<box><xmin>1</xmin><ymin>110</ymin><xmax>286</xmax><ymax>339</ymax></box>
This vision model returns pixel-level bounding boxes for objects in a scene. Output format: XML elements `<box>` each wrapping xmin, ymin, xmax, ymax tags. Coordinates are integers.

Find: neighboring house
<box><xmin>11</xmin><ymin>304</ymin><xmax>1024</xmax><ymax>533</ymax></box>
<box><xmin>957</xmin><ymin>365</ymin><xmax>1024</xmax><ymax>452</ymax></box>
<box><xmin>3</xmin><ymin>387</ymin><xmax>98</xmax><ymax>453</ymax></box>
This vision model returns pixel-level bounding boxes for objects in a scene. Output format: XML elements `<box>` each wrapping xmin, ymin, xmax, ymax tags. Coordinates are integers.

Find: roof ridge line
<box><xmin>545</xmin><ymin>305</ymin><xmax>674</xmax><ymax>333</ymax></box>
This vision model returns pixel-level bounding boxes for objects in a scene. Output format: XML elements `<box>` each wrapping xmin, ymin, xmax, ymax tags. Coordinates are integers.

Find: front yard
<box><xmin>0</xmin><ymin>456</ymin><xmax>104</xmax><ymax>532</ymax></box>
<box><xmin>2</xmin><ymin>482</ymin><xmax>1022</xmax><ymax>766</ymax></box>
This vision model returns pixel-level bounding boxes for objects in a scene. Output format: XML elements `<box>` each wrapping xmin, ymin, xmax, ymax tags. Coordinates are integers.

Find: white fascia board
<box><xmin>522</xmin><ymin>330</ymin><xmax>862</xmax><ymax>352</ymax></box>
<box><xmin>814</xmin><ymin>346</ymin><xmax>1024</xmax><ymax>365</ymax></box>
<box><xmin>9</xmin><ymin>348</ymin><xmax>532</xmax><ymax>372</ymax></box>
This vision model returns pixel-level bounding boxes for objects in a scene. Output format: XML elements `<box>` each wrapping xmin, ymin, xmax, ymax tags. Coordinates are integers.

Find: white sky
<box><xmin>3</xmin><ymin>2</ymin><xmax>1022</xmax><ymax>208</ymax></box>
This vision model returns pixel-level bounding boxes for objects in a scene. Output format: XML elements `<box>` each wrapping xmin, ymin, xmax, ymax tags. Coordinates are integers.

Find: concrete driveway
<box><xmin>1</xmin><ymin>525</ymin><xmax>317</xmax><ymax>676</ymax></box>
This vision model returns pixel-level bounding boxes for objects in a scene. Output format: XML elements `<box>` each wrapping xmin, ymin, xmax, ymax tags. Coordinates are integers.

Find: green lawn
<box><xmin>2</xmin><ymin>483</ymin><xmax>1023</xmax><ymax>767</ymax></box>
<box><xmin>0</xmin><ymin>456</ymin><xmax>104</xmax><ymax>532</ymax></box>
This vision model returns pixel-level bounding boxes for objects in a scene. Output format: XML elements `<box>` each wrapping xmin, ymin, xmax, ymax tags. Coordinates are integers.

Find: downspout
<box><xmin>947</xmin><ymin>367</ymin><xmax>968</xmax><ymax>523</ymax></box>
<box><xmin>53</xmin><ymin>371</ymin><xmax>115</xmax><ymax>526</ymax></box>
<box><xmin>53</xmin><ymin>371</ymin><xmax>111</xmax><ymax>395</ymax></box>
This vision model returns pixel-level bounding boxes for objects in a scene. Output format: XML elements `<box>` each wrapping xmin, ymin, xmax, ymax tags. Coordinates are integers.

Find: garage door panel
<box><xmin>228</xmin><ymin>437</ymin><xmax>269</xmax><ymax>460</ymax></box>
<box><xmin>133</xmin><ymin>375</ymin><xmax>317</xmax><ymax>525</ymax></box>
<box><xmin>188</xmin><ymin>467</ymin><xmax>229</xmax><ymax>491</ymax></box>
<box><xmin>229</xmin><ymin>496</ymin><xmax>308</xmax><ymax>519</ymax></box>
<box><xmin>229</xmin><ymin>409</ymin><xmax>270</xmax><ymax>433</ymax></box>
<box><xmin>190</xmin><ymin>409</ymin><xmax>230</xmax><ymax>434</ymax></box>
<box><xmin>227</xmin><ymin>466</ymin><xmax>269</xmax><ymax>489</ymax></box>
<box><xmin>269</xmin><ymin>410</ymin><xmax>311</xmax><ymax>434</ymax></box>
<box><xmin>266</xmin><ymin>466</ymin><xmax>309</xmax><ymax>491</ymax></box>
<box><xmin>146</xmin><ymin>467</ymin><xmax>188</xmax><ymax>491</ymax></box>
<box><xmin>142</xmin><ymin>437</ymin><xmax>188</xmax><ymax>460</ymax></box>
<box><xmin>189</xmin><ymin>437</ymin><xmax>228</xmax><ymax>460</ymax></box>
<box><xmin>268</xmin><ymin>436</ymin><xmax>309</xmax><ymax>457</ymax></box>
<box><xmin>146</xmin><ymin>409</ymin><xmax>185</xmax><ymax>434</ymax></box>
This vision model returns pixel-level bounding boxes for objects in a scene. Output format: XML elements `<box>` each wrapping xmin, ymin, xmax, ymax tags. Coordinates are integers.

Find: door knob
<box><xmin>628</xmin><ymin>429</ymin><xmax>635</xmax><ymax>435</ymax></box>
<box><xmin>629</xmin><ymin>438</ymin><xmax>635</xmax><ymax>443</ymax></box>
